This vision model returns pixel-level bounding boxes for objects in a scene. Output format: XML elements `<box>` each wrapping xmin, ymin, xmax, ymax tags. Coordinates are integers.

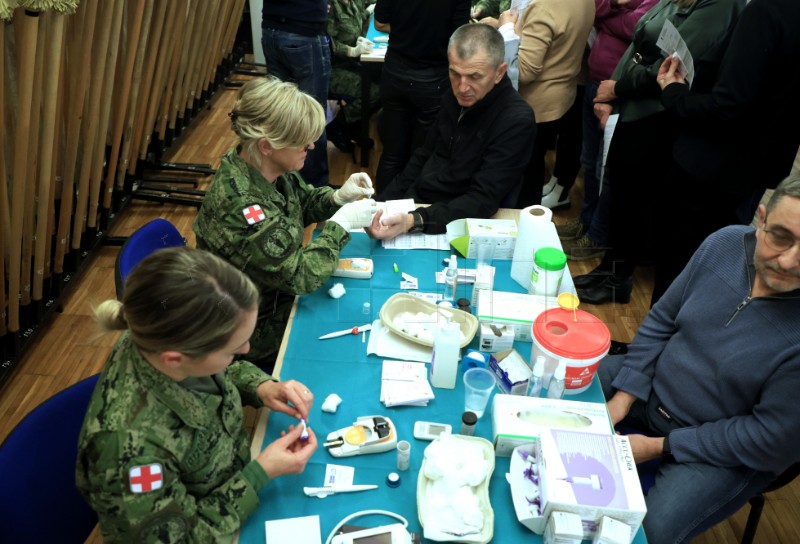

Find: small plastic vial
<box><xmin>461</xmin><ymin>411</ymin><xmax>478</xmax><ymax>436</ymax></box>
<box><xmin>445</xmin><ymin>255</ymin><xmax>458</xmax><ymax>300</ymax></box>
<box><xmin>546</xmin><ymin>361</ymin><xmax>567</xmax><ymax>400</ymax></box>
<box><xmin>386</xmin><ymin>472</ymin><xmax>401</xmax><ymax>487</ymax></box>
<box><xmin>361</xmin><ymin>302</ymin><xmax>371</xmax><ymax>315</ymax></box>
<box><xmin>528</xmin><ymin>355</ymin><xmax>546</xmax><ymax>397</ymax></box>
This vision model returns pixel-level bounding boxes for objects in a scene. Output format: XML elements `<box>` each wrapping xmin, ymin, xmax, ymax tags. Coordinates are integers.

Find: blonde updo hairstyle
<box><xmin>94</xmin><ymin>247</ymin><xmax>259</xmax><ymax>358</ymax></box>
<box><xmin>229</xmin><ymin>76</ymin><xmax>326</xmax><ymax>167</ymax></box>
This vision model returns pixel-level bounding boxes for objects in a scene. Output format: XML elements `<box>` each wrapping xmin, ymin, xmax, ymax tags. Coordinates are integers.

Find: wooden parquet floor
<box><xmin>1</xmin><ymin>83</ymin><xmax>797</xmax><ymax>543</ymax></box>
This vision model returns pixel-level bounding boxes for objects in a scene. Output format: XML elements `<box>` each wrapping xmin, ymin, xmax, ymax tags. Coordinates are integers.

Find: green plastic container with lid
<box><xmin>529</xmin><ymin>247</ymin><xmax>567</xmax><ymax>296</ymax></box>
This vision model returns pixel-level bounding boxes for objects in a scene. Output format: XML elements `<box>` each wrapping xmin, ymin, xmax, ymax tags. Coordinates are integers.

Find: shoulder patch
<box><xmin>242</xmin><ymin>204</ymin><xmax>266</xmax><ymax>225</ymax></box>
<box><xmin>129</xmin><ymin>463</ymin><xmax>163</xmax><ymax>493</ymax></box>
<box><xmin>263</xmin><ymin>226</ymin><xmax>295</xmax><ymax>259</ymax></box>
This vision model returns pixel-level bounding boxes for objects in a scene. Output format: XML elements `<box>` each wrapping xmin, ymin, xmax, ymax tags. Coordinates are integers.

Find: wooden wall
<box><xmin>0</xmin><ymin>0</ymin><xmax>246</xmax><ymax>384</ymax></box>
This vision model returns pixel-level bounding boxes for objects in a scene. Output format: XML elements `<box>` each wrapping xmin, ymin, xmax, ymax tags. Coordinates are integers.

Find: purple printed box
<box><xmin>507</xmin><ymin>429</ymin><xmax>646</xmax><ymax>542</ymax></box>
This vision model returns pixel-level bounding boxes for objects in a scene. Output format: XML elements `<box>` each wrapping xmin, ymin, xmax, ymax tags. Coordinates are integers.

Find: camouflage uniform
<box><xmin>472</xmin><ymin>0</ymin><xmax>511</xmax><ymax>18</ymax></box>
<box><xmin>328</xmin><ymin>0</ymin><xmax>381</xmax><ymax>123</ymax></box>
<box><xmin>76</xmin><ymin>333</ymin><xmax>275</xmax><ymax>542</ymax></box>
<box><xmin>193</xmin><ymin>148</ymin><xmax>349</xmax><ymax>365</ymax></box>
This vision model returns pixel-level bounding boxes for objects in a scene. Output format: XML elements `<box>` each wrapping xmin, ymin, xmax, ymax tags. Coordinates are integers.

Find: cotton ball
<box><xmin>452</xmin><ymin>487</ymin><xmax>483</xmax><ymax>527</ymax></box>
<box><xmin>418</xmin><ymin>329</ymin><xmax>434</xmax><ymax>344</ymax></box>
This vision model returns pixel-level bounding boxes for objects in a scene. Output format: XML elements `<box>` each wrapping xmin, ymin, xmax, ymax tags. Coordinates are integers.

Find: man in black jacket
<box><xmin>368</xmin><ymin>24</ymin><xmax>536</xmax><ymax>238</ymax></box>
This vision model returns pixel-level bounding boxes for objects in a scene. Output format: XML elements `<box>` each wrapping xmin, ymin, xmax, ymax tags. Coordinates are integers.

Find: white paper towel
<box><xmin>510</xmin><ymin>205</ymin><xmax>560</xmax><ymax>290</ymax></box>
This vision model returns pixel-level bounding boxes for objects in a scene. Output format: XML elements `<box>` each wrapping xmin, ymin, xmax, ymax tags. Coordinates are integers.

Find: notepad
<box><xmin>380</xmin><ymin>360</ymin><xmax>435</xmax><ymax>407</ymax></box>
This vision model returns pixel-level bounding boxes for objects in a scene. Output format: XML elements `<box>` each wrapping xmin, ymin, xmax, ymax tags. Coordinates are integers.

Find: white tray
<box><xmin>417</xmin><ymin>435</ymin><xmax>495</xmax><ymax>543</ymax></box>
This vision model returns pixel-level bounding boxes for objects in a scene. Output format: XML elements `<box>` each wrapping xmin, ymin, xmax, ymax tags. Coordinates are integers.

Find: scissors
<box><xmin>319</xmin><ymin>324</ymin><xmax>372</xmax><ymax>340</ymax></box>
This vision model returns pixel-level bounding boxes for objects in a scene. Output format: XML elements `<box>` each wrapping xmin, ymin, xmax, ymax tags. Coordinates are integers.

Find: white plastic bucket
<box><xmin>531</xmin><ymin>307</ymin><xmax>610</xmax><ymax>394</ymax></box>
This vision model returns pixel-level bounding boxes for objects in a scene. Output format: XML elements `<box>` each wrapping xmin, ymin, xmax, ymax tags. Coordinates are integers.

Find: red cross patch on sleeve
<box><xmin>129</xmin><ymin>463</ymin><xmax>164</xmax><ymax>493</ymax></box>
<box><xmin>242</xmin><ymin>204</ymin><xmax>266</xmax><ymax>225</ymax></box>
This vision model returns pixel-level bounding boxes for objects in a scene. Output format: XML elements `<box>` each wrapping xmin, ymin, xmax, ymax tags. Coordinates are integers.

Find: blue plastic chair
<box><xmin>0</xmin><ymin>374</ymin><xmax>100</xmax><ymax>543</ymax></box>
<box><xmin>115</xmin><ymin>218</ymin><xmax>185</xmax><ymax>299</ymax></box>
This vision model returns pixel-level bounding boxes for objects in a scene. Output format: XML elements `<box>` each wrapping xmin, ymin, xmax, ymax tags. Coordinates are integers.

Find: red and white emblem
<box><xmin>242</xmin><ymin>204</ymin><xmax>266</xmax><ymax>225</ymax></box>
<box><xmin>129</xmin><ymin>463</ymin><xmax>164</xmax><ymax>493</ymax></box>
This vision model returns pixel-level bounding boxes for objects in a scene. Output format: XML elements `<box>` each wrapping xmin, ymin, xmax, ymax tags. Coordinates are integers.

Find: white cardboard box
<box><xmin>489</xmin><ymin>349</ymin><xmax>532</xmax><ymax>395</ymax></box>
<box><xmin>446</xmin><ymin>218</ymin><xmax>518</xmax><ymax>260</ymax></box>
<box><xmin>479</xmin><ymin>323</ymin><xmax>515</xmax><ymax>353</ymax></box>
<box><xmin>507</xmin><ymin>431</ymin><xmax>646</xmax><ymax>543</ymax></box>
<box><xmin>492</xmin><ymin>394</ymin><xmax>613</xmax><ymax>457</ymax></box>
<box><xmin>477</xmin><ymin>290</ymin><xmax>558</xmax><ymax>343</ymax></box>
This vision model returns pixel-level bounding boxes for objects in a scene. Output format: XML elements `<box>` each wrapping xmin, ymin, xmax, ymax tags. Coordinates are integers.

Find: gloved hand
<box><xmin>333</xmin><ymin>173</ymin><xmax>374</xmax><ymax>205</ymax></box>
<box><xmin>329</xmin><ymin>199</ymin><xmax>377</xmax><ymax>231</ymax></box>
<box><xmin>366</xmin><ymin>3</ymin><xmax>375</xmax><ymax>14</ymax></box>
<box><xmin>347</xmin><ymin>37</ymin><xmax>375</xmax><ymax>57</ymax></box>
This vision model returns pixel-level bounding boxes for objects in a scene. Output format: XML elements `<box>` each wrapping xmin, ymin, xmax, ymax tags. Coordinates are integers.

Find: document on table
<box><xmin>383</xmin><ymin>233</ymin><xmax>449</xmax><ymax>250</ymax></box>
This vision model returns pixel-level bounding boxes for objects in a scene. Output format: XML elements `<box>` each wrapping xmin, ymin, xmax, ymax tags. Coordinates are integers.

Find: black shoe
<box><xmin>326</xmin><ymin>116</ymin><xmax>354</xmax><ymax>153</ymax></box>
<box><xmin>577</xmin><ymin>275</ymin><xmax>633</xmax><ymax>305</ymax></box>
<box><xmin>608</xmin><ymin>340</ymin><xmax>629</xmax><ymax>355</ymax></box>
<box><xmin>573</xmin><ymin>270</ymin><xmax>611</xmax><ymax>289</ymax></box>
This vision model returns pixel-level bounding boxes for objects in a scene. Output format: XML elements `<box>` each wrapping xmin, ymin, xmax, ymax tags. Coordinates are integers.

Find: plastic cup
<box><xmin>463</xmin><ymin>367</ymin><xmax>496</xmax><ymax>418</ymax></box>
<box><xmin>475</xmin><ymin>241</ymin><xmax>495</xmax><ymax>270</ymax></box>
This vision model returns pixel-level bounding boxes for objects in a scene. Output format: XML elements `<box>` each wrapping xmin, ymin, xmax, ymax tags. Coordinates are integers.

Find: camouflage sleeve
<box><xmin>79</xmin><ymin>431</ymin><xmax>270</xmax><ymax>543</ymax></box>
<box><xmin>474</xmin><ymin>0</ymin><xmax>501</xmax><ymax>17</ymax></box>
<box><xmin>327</xmin><ymin>2</ymin><xmax>354</xmax><ymax>57</ymax></box>
<box><xmin>291</xmin><ymin>172</ymin><xmax>343</xmax><ymax>225</ymax></box>
<box><xmin>228</xmin><ymin>360</ymin><xmax>276</xmax><ymax>406</ymax></box>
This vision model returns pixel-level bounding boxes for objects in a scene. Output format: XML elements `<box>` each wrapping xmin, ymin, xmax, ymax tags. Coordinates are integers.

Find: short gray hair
<box><xmin>766</xmin><ymin>174</ymin><xmax>800</xmax><ymax>214</ymax></box>
<box><xmin>448</xmin><ymin>24</ymin><xmax>505</xmax><ymax>69</ymax></box>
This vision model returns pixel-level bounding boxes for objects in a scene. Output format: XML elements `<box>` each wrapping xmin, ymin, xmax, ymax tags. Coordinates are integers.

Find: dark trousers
<box><xmin>651</xmin><ymin>159</ymin><xmax>759</xmax><ymax>305</ymax></box>
<box><xmin>262</xmin><ymin>28</ymin><xmax>331</xmax><ymax>186</ymax></box>
<box><xmin>599</xmin><ymin>112</ymin><xmax>675</xmax><ymax>278</ymax></box>
<box><xmin>517</xmin><ymin>91</ymin><xmax>583</xmax><ymax>208</ymax></box>
<box><xmin>375</xmin><ymin>65</ymin><xmax>448</xmax><ymax>192</ymax></box>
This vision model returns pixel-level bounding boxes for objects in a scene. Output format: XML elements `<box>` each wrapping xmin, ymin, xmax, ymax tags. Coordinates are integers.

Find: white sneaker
<box><xmin>542</xmin><ymin>176</ymin><xmax>558</xmax><ymax>197</ymax></box>
<box><xmin>542</xmin><ymin>184</ymin><xmax>570</xmax><ymax>210</ymax></box>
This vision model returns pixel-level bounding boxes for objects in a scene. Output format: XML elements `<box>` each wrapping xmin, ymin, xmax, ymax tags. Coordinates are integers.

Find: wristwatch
<box><xmin>662</xmin><ymin>432</ymin><xmax>675</xmax><ymax>461</ymax></box>
<box><xmin>408</xmin><ymin>211</ymin><xmax>424</xmax><ymax>234</ymax></box>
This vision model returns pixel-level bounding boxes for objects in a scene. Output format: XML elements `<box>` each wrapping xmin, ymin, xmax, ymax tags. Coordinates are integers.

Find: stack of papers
<box><xmin>380</xmin><ymin>360</ymin><xmax>435</xmax><ymax>407</ymax></box>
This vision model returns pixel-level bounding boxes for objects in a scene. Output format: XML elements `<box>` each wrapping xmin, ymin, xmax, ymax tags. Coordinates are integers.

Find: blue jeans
<box><xmin>579</xmin><ymin>82</ymin><xmax>610</xmax><ymax>245</ymax></box>
<box><xmin>262</xmin><ymin>28</ymin><xmax>331</xmax><ymax>186</ymax></box>
<box><xmin>598</xmin><ymin>355</ymin><xmax>776</xmax><ymax>543</ymax></box>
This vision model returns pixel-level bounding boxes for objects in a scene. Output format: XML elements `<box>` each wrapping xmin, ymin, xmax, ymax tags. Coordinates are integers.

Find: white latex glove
<box><xmin>329</xmin><ymin>199</ymin><xmax>377</xmax><ymax>231</ymax></box>
<box><xmin>333</xmin><ymin>173</ymin><xmax>374</xmax><ymax>205</ymax></box>
<box><xmin>347</xmin><ymin>37</ymin><xmax>375</xmax><ymax>57</ymax></box>
<box><xmin>366</xmin><ymin>3</ymin><xmax>375</xmax><ymax>15</ymax></box>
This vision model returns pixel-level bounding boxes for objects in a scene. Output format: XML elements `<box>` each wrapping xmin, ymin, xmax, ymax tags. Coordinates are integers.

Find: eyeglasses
<box><xmin>762</xmin><ymin>221</ymin><xmax>800</xmax><ymax>252</ymax></box>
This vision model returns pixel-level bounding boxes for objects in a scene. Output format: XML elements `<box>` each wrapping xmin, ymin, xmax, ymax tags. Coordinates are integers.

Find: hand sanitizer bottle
<box><xmin>528</xmin><ymin>355</ymin><xmax>546</xmax><ymax>397</ymax></box>
<box><xmin>546</xmin><ymin>360</ymin><xmax>566</xmax><ymax>399</ymax></box>
<box><xmin>445</xmin><ymin>255</ymin><xmax>458</xmax><ymax>301</ymax></box>
<box><xmin>431</xmin><ymin>320</ymin><xmax>460</xmax><ymax>389</ymax></box>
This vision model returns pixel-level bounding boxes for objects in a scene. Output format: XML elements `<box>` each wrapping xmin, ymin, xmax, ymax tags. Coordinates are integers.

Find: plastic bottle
<box><xmin>546</xmin><ymin>360</ymin><xmax>566</xmax><ymax>399</ymax></box>
<box><xmin>445</xmin><ymin>255</ymin><xmax>458</xmax><ymax>301</ymax></box>
<box><xmin>529</xmin><ymin>247</ymin><xmax>567</xmax><ymax>297</ymax></box>
<box><xmin>430</xmin><ymin>320</ymin><xmax>461</xmax><ymax>389</ymax></box>
<box><xmin>528</xmin><ymin>355</ymin><xmax>546</xmax><ymax>397</ymax></box>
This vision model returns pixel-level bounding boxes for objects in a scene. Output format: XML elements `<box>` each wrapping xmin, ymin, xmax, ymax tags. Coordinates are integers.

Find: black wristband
<box><xmin>408</xmin><ymin>211</ymin><xmax>424</xmax><ymax>234</ymax></box>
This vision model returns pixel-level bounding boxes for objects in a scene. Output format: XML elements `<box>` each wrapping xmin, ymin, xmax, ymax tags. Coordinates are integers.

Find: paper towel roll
<box><xmin>511</xmin><ymin>205</ymin><xmax>560</xmax><ymax>290</ymax></box>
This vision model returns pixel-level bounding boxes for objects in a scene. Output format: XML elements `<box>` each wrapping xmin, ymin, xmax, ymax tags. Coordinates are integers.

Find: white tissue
<box><xmin>328</xmin><ymin>283</ymin><xmax>346</xmax><ymax>299</ymax></box>
<box><xmin>321</xmin><ymin>393</ymin><xmax>343</xmax><ymax>413</ymax></box>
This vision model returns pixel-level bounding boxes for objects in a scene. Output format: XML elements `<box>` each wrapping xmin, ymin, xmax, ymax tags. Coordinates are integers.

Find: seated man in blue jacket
<box><xmin>599</xmin><ymin>175</ymin><xmax>800</xmax><ymax>544</ymax></box>
<box><xmin>368</xmin><ymin>23</ymin><xmax>536</xmax><ymax>239</ymax></box>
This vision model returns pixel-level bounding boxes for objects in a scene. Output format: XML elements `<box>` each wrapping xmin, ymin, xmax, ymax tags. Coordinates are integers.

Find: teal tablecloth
<box><xmin>239</xmin><ymin>233</ymin><xmax>647</xmax><ymax>544</ymax></box>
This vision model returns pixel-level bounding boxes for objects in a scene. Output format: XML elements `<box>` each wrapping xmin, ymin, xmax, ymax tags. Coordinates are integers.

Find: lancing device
<box><xmin>300</xmin><ymin>418</ymin><xmax>309</xmax><ymax>441</ymax></box>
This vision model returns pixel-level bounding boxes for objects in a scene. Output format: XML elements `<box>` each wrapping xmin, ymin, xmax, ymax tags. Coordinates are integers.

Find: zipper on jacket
<box><xmin>725</xmin><ymin>295</ymin><xmax>752</xmax><ymax>327</ymax></box>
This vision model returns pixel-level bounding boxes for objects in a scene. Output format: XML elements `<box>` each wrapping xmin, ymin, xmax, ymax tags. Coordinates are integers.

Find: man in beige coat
<box><xmin>501</xmin><ymin>0</ymin><xmax>594</xmax><ymax>207</ymax></box>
